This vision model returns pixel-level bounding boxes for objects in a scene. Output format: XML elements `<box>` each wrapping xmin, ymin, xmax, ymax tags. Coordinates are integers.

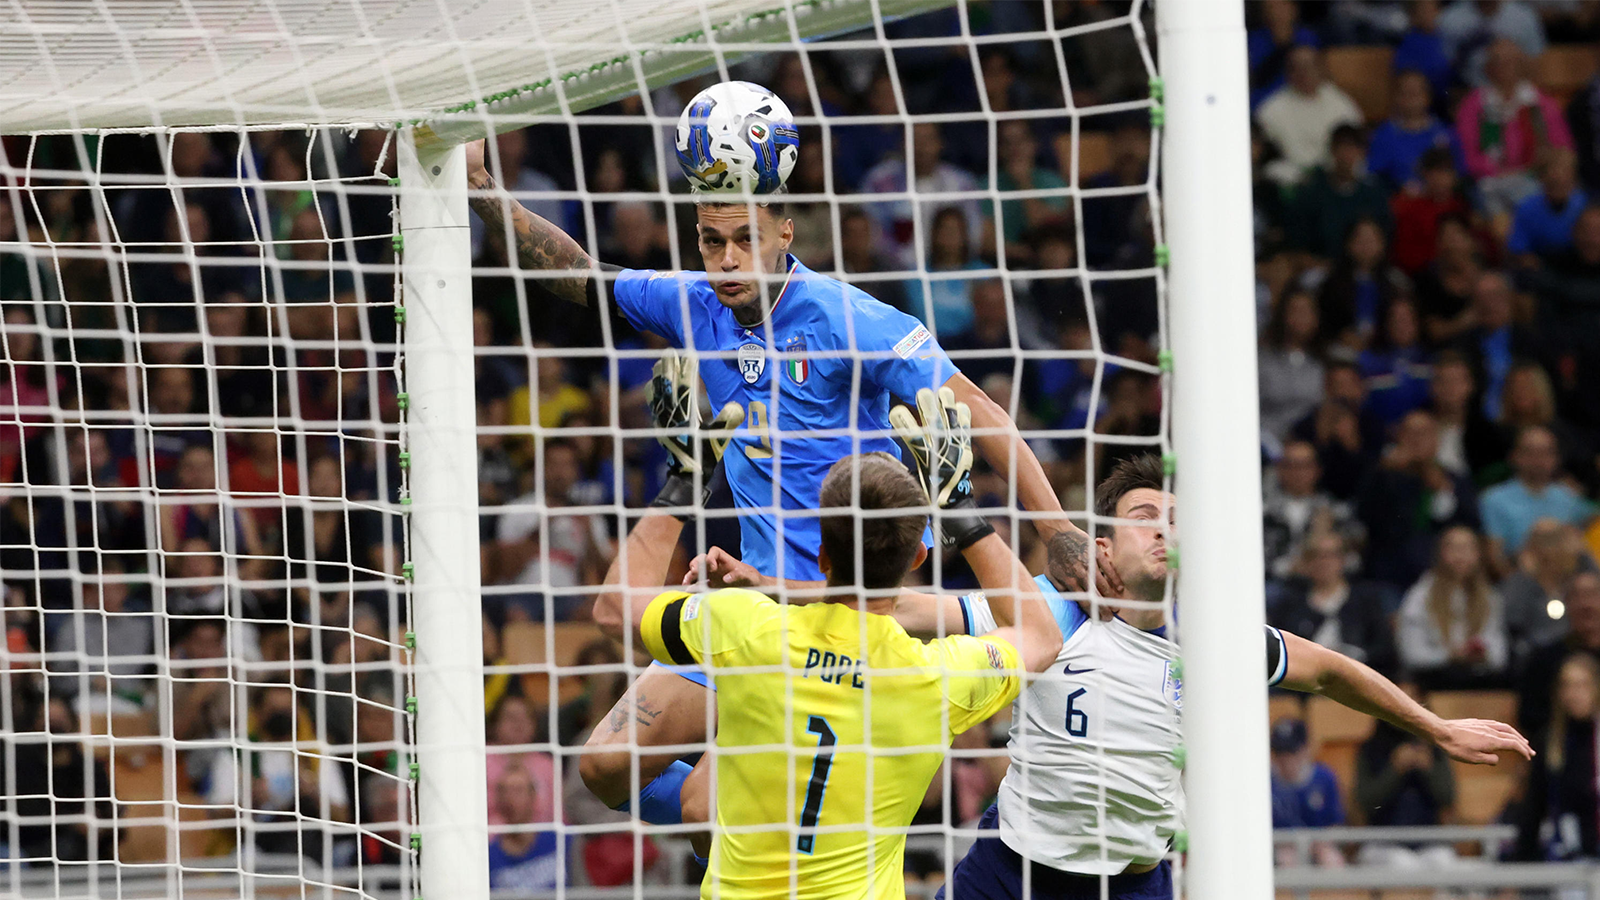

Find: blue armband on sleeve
<box><xmin>612</xmin><ymin>758</ymin><xmax>693</xmax><ymax>825</ymax></box>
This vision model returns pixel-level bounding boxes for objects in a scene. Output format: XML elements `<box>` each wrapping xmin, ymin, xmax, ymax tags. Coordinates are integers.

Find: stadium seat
<box><xmin>501</xmin><ymin>620</ymin><xmax>609</xmax><ymax>706</ymax></box>
<box><xmin>1056</xmin><ymin>131</ymin><xmax>1113</xmax><ymax>182</ymax></box>
<box><xmin>1535</xmin><ymin>46</ymin><xmax>1598</xmax><ymax>105</ymax></box>
<box><xmin>1451</xmin><ymin>769</ymin><xmax>1519</xmax><ymax>825</ymax></box>
<box><xmin>1323</xmin><ymin>46</ymin><xmax>1396</xmax><ymax>123</ymax></box>
<box><xmin>1426</xmin><ymin>690</ymin><xmax>1516</xmax><ymax>726</ymax></box>
<box><xmin>1306</xmin><ymin>696</ymin><xmax>1376</xmax><ymax>745</ymax></box>
<box><xmin>1269</xmin><ymin>692</ymin><xmax>1307</xmax><ymax>725</ymax></box>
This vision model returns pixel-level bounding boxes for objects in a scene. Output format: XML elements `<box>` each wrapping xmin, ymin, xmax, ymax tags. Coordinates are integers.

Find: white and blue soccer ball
<box><xmin>675</xmin><ymin>81</ymin><xmax>799</xmax><ymax>195</ymax></box>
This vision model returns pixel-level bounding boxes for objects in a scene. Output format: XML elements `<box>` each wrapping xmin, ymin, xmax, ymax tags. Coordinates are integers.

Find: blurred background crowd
<box><xmin>4</xmin><ymin>0</ymin><xmax>1600</xmax><ymax>891</ymax></box>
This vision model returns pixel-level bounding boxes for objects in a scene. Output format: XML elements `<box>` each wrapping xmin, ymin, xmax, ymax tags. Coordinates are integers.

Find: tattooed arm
<box><xmin>592</xmin><ymin>511</ymin><xmax>684</xmax><ymax>645</ymax></box>
<box><xmin>465</xmin><ymin>139</ymin><xmax>596</xmax><ymax>306</ymax></box>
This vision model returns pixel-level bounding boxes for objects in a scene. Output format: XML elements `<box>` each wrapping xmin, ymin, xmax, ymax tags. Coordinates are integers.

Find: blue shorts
<box><xmin>936</xmin><ymin>805</ymin><xmax>1173</xmax><ymax>900</ymax></box>
<box><xmin>648</xmin><ymin>661</ymin><xmax>714</xmax><ymax>690</ymax></box>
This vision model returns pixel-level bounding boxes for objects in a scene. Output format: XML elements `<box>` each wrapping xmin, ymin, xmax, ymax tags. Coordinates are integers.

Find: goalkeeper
<box><xmin>592</xmin><ymin>382</ymin><xmax>1062</xmax><ymax>900</ymax></box>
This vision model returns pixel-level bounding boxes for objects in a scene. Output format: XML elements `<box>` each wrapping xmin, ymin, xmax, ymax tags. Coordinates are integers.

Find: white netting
<box><xmin>3</xmin><ymin>1</ymin><xmax>1173</xmax><ymax>898</ymax></box>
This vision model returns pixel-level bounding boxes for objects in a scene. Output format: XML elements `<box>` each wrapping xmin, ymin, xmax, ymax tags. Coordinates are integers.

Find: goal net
<box><xmin>0</xmin><ymin>0</ymin><xmax>1210</xmax><ymax>897</ymax></box>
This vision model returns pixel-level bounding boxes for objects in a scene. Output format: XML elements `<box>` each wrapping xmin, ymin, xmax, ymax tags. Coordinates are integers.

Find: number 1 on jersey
<box><xmin>796</xmin><ymin>715</ymin><xmax>835</xmax><ymax>853</ymax></box>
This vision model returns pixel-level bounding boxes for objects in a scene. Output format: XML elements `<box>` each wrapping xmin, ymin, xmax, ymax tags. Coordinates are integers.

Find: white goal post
<box><xmin>1</xmin><ymin>0</ymin><xmax>1267</xmax><ymax>898</ymax></box>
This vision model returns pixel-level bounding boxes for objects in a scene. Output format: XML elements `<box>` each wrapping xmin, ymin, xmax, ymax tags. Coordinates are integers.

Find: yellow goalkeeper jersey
<box><xmin>640</xmin><ymin>588</ymin><xmax>1021</xmax><ymax>900</ymax></box>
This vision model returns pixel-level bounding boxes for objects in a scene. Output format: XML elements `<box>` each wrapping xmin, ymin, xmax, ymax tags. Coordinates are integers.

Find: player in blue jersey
<box><xmin>466</xmin><ymin>135</ymin><xmax>1121</xmax><ymax>826</ymax></box>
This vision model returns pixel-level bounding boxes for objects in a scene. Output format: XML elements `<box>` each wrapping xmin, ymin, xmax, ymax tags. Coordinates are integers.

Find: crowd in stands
<box><xmin>3</xmin><ymin>0</ymin><xmax>1600</xmax><ymax>887</ymax></box>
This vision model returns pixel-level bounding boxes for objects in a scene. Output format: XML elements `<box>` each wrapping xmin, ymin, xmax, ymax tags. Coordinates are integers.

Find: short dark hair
<box><xmin>1093</xmin><ymin>453</ymin><xmax>1166</xmax><ymax>520</ymax></box>
<box><xmin>817</xmin><ymin>452</ymin><xmax>928</xmax><ymax>591</ymax></box>
<box><xmin>1418</xmin><ymin>146</ymin><xmax>1455</xmax><ymax>173</ymax></box>
<box><xmin>694</xmin><ymin>185</ymin><xmax>788</xmax><ymax>220</ymax></box>
<box><xmin>1330</xmin><ymin>123</ymin><xmax>1365</xmax><ymax>149</ymax></box>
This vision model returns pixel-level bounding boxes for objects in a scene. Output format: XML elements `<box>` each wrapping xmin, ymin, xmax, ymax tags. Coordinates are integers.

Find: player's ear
<box><xmin>780</xmin><ymin>215</ymin><xmax>794</xmax><ymax>250</ymax></box>
<box><xmin>817</xmin><ymin>544</ymin><xmax>833</xmax><ymax>578</ymax></box>
<box><xmin>1094</xmin><ymin>534</ymin><xmax>1112</xmax><ymax>556</ymax></box>
<box><xmin>910</xmin><ymin>543</ymin><xmax>928</xmax><ymax>572</ymax></box>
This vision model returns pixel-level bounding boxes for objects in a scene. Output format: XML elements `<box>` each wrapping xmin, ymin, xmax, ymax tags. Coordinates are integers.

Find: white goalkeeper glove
<box><xmin>647</xmin><ymin>349</ymin><xmax>743</xmax><ymax>518</ymax></box>
<box><xmin>889</xmin><ymin>386</ymin><xmax>995</xmax><ymax>550</ymax></box>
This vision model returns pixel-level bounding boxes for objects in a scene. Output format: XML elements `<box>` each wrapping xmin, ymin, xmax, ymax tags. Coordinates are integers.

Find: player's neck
<box><xmin>731</xmin><ymin>299</ymin><xmax>768</xmax><ymax>328</ymax></box>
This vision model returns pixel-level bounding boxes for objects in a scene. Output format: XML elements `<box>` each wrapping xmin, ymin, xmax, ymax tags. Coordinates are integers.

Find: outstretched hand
<box><xmin>682</xmin><ymin>547</ymin><xmax>765</xmax><ymax>589</ymax></box>
<box><xmin>465</xmin><ymin>138</ymin><xmax>487</xmax><ymax>179</ymax></box>
<box><xmin>1433</xmin><ymin>718</ymin><xmax>1534</xmax><ymax>765</ymax></box>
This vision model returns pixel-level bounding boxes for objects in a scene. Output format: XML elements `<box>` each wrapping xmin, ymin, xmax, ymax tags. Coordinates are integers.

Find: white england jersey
<box><xmin>961</xmin><ymin>576</ymin><xmax>1289</xmax><ymax>876</ymax></box>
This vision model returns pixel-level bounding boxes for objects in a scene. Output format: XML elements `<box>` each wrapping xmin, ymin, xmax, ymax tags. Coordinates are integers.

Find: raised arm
<box><xmin>1277</xmin><ymin>630</ymin><xmax>1532</xmax><ymax>765</ymax></box>
<box><xmin>944</xmin><ymin>371</ymin><xmax>1123</xmax><ymax>596</ymax></box>
<box><xmin>592</xmin><ymin>511</ymin><xmax>684</xmax><ymax>646</ymax></box>
<box><xmin>961</xmin><ymin>532</ymin><xmax>1061</xmax><ymax>673</ymax></box>
<box><xmin>465</xmin><ymin>139</ymin><xmax>596</xmax><ymax>306</ymax></box>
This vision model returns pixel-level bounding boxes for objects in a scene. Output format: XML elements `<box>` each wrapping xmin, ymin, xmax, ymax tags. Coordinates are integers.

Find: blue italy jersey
<box><xmin>612</xmin><ymin>256</ymin><xmax>956</xmax><ymax>582</ymax></box>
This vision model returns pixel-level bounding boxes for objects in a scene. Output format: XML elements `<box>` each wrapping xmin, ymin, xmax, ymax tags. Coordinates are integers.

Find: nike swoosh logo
<box><xmin>1062</xmin><ymin>664</ymin><xmax>1098</xmax><ymax>676</ymax></box>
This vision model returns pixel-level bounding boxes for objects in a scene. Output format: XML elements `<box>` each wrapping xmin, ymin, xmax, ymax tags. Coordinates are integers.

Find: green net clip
<box><xmin>1161</xmin><ymin>453</ymin><xmax>1177</xmax><ymax>477</ymax></box>
<box><xmin>391</xmin><ymin>234</ymin><xmax>405</xmax><ymax>253</ymax></box>
<box><xmin>1154</xmin><ymin>244</ymin><xmax>1170</xmax><ymax>267</ymax></box>
<box><xmin>404</xmin><ymin>631</ymin><xmax>416</xmax><ymax>650</ymax></box>
<box><xmin>1170</xmin><ymin>659</ymin><xmax>1184</xmax><ymax>681</ymax></box>
<box><xmin>1156</xmin><ymin>350</ymin><xmax>1174</xmax><ymax>373</ymax></box>
<box><xmin>400</xmin><ymin>495</ymin><xmax>412</xmax><ymax>506</ymax></box>
<box><xmin>388</xmin><ymin>177</ymin><xmax>401</xmax><ymax>187</ymax></box>
<box><xmin>1148</xmin><ymin>77</ymin><xmax>1165</xmax><ymax>102</ymax></box>
<box><xmin>405</xmin><ymin>696</ymin><xmax>418</xmax><ymax>716</ymax></box>
<box><xmin>1149</xmin><ymin>105</ymin><xmax>1166</xmax><ymax>129</ymax></box>
<box><xmin>398</xmin><ymin>451</ymin><xmax>411</xmax><ymax>469</ymax></box>
<box><xmin>401</xmin><ymin>562</ymin><xmax>415</xmax><ymax>580</ymax></box>
<box><xmin>1169</xmin><ymin>745</ymin><xmax>1187</xmax><ymax>770</ymax></box>
<box><xmin>410</xmin><ymin>833</ymin><xmax>421</xmax><ymax>851</ymax></box>
<box><xmin>1173</xmin><ymin>830</ymin><xmax>1189</xmax><ymax>853</ymax></box>
<box><xmin>409</xmin><ymin>761</ymin><xmax>420</xmax><ymax>780</ymax></box>
<box><xmin>396</xmin><ymin>392</ymin><xmax>409</xmax><ymax>411</ymax></box>
<box><xmin>1167</xmin><ymin>547</ymin><xmax>1180</xmax><ymax>570</ymax></box>
<box><xmin>394</xmin><ymin>306</ymin><xmax>407</xmax><ymax>324</ymax></box>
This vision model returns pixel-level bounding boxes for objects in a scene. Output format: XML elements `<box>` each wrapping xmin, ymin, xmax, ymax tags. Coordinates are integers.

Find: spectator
<box><xmin>1288</xmin><ymin>131</ymin><xmax>1395</xmax><ymax>262</ymax></box>
<box><xmin>10</xmin><ymin>696</ymin><xmax>115</xmax><ymax>862</ymax></box>
<box><xmin>491</xmin><ymin>439</ymin><xmax>612</xmax><ymax>621</ymax></box>
<box><xmin>1269</xmin><ymin>717</ymin><xmax>1347</xmax><ymax>868</ymax></box>
<box><xmin>1518</xmin><ymin>653</ymin><xmax>1600</xmax><ymax>860</ymax></box>
<box><xmin>1353</xmin><ymin>684</ymin><xmax>1460</xmax><ymax>866</ymax></box>
<box><xmin>1457</xmin><ymin>38</ymin><xmax>1574</xmax><ymax>220</ymax></box>
<box><xmin>1270</xmin><ymin>532</ymin><xmax>1398</xmax><ymax>674</ymax></box>
<box><xmin>1531</xmin><ymin>205</ymin><xmax>1600</xmax><ymax>437</ymax></box>
<box><xmin>1438</xmin><ymin>0</ymin><xmax>1547</xmax><ymax>88</ymax></box>
<box><xmin>1248</xmin><ymin>0</ymin><xmax>1320</xmax><ymax>109</ymax></box>
<box><xmin>508</xmin><ymin>345</ymin><xmax>591</xmax><ymax>438</ymax></box>
<box><xmin>1429</xmin><ymin>350</ymin><xmax>1510</xmax><ymax>483</ymax></box>
<box><xmin>603</xmin><ymin>201</ymin><xmax>672</xmax><ymax>271</ymax></box>
<box><xmin>471</xmin><ymin>127</ymin><xmax>571</xmax><ymax>259</ymax></box>
<box><xmin>1498</xmin><ymin>362</ymin><xmax>1595</xmax><ymax>486</ymax></box>
<box><xmin>1394</xmin><ymin>0</ymin><xmax>1454</xmax><ymax>106</ymax></box>
<box><xmin>1081</xmin><ymin>119</ymin><xmax>1153</xmax><ymax>268</ymax></box>
<box><xmin>1359</xmin><ymin>410</ymin><xmax>1479</xmax><ymax>586</ymax></box>
<box><xmin>1367</xmin><ymin>70</ymin><xmax>1464</xmax><ymax>190</ymax></box>
<box><xmin>1567</xmin><ymin>59</ymin><xmax>1600</xmax><ymax>192</ymax></box>
<box><xmin>1503</xmin><ymin>519</ymin><xmax>1597</xmax><ymax>665</ymax></box>
<box><xmin>1290</xmin><ymin>358</ymin><xmax>1385</xmax><ymax>500</ymax></box>
<box><xmin>279</xmin><ymin>207</ymin><xmax>357</xmax><ymax>342</ymax></box>
<box><xmin>1521</xmin><ymin>571</ymin><xmax>1600</xmax><ymax>733</ymax></box>
<box><xmin>488</xmin><ymin>764</ymin><xmax>563</xmax><ymax>892</ymax></box>
<box><xmin>1359</xmin><ymin>297</ymin><xmax>1434</xmax><ymax>428</ymax></box>
<box><xmin>486</xmin><ymin>694</ymin><xmax>557</xmax><ymax>827</ymax></box>
<box><xmin>555</xmin><ymin>638</ymin><xmax>628</xmax><ymax>747</ymax></box>
<box><xmin>941</xmin><ymin>279</ymin><xmax>1015</xmax><ymax>388</ymax></box>
<box><xmin>995</xmin><ymin>119</ymin><xmax>1068</xmax><ymax>266</ymax></box>
<box><xmin>1415</xmin><ymin>215</ymin><xmax>1489</xmax><ymax>347</ymax></box>
<box><xmin>1259</xmin><ymin>288</ymin><xmax>1327</xmax><ymax>448</ymax></box>
<box><xmin>1507</xmin><ymin>148</ymin><xmax>1587</xmax><ymax>266</ymax></box>
<box><xmin>1315</xmin><ymin>217</ymin><xmax>1410</xmax><ymax>349</ymax></box>
<box><xmin>145</xmin><ymin>368</ymin><xmax>208</xmax><ymax>484</ymax></box>
<box><xmin>284</xmin><ymin>453</ymin><xmax>381</xmax><ymax>599</ymax></box>
<box><xmin>228</xmin><ymin>430</ymin><xmax>300</xmax><ymax>531</ymax></box>
<box><xmin>1256</xmin><ymin>45</ymin><xmax>1364</xmax><ymax>187</ymax></box>
<box><xmin>1391</xmin><ymin>148</ymin><xmax>1474</xmax><ymax>275</ymax></box>
<box><xmin>838</xmin><ymin>208</ymin><xmax>910</xmax><ymax>311</ymax></box>
<box><xmin>1254</xmin><ymin>124</ymin><xmax>1292</xmax><ymax>259</ymax></box>
<box><xmin>1454</xmin><ymin>270</ymin><xmax>1534</xmax><ymax>421</ymax></box>
<box><xmin>47</xmin><ymin>560</ymin><xmax>155</xmax><ymax>715</ymax></box>
<box><xmin>1398</xmin><ymin>525</ymin><xmax>1510</xmax><ymax>686</ymax></box>
<box><xmin>833</xmin><ymin>68</ymin><xmax>903</xmax><ymax>192</ymax></box>
<box><xmin>859</xmin><ymin>122</ymin><xmax>986</xmax><ymax>271</ymax></box>
<box><xmin>904</xmin><ymin>206</ymin><xmax>986</xmax><ymax>339</ymax></box>
<box><xmin>1480</xmin><ymin>425</ymin><xmax>1598</xmax><ymax>565</ymax></box>
<box><xmin>1263</xmin><ymin>440</ymin><xmax>1361</xmax><ymax>580</ymax></box>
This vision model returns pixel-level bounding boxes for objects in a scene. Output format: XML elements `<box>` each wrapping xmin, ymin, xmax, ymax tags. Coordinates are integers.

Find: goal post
<box><xmin>1158</xmin><ymin>2</ymin><xmax>1274</xmax><ymax>900</ymax></box>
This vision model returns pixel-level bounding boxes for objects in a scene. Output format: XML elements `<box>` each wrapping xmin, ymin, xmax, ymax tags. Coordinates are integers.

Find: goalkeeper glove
<box><xmin>647</xmin><ymin>349</ymin><xmax>743</xmax><ymax>519</ymax></box>
<box><xmin>889</xmin><ymin>386</ymin><xmax>995</xmax><ymax>551</ymax></box>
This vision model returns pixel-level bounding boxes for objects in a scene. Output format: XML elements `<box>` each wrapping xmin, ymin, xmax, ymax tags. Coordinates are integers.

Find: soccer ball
<box><xmin>675</xmin><ymin>81</ymin><xmax>799</xmax><ymax>195</ymax></box>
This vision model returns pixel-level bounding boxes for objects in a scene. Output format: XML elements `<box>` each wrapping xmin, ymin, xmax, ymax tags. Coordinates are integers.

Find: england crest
<box><xmin>784</xmin><ymin>335</ymin><xmax>809</xmax><ymax>384</ymax></box>
<box><xmin>738</xmin><ymin>342</ymin><xmax>765</xmax><ymax>384</ymax></box>
<box><xmin>1162</xmin><ymin>660</ymin><xmax>1183</xmax><ymax>711</ymax></box>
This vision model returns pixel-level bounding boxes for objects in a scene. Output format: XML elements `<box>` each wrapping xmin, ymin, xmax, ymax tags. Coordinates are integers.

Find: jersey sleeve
<box><xmin>847</xmin><ymin>296</ymin><xmax>957</xmax><ymax>401</ymax></box>
<box><xmin>960</xmin><ymin>575</ymin><xmax>1086</xmax><ymax>639</ymax></box>
<box><xmin>1265</xmin><ymin>625</ymin><xmax>1288</xmax><ymax>687</ymax></box>
<box><xmin>639</xmin><ymin>588</ymin><xmax>782</xmax><ymax>668</ymax></box>
<box><xmin>610</xmin><ymin>269</ymin><xmax>688</xmax><ymax>346</ymax></box>
<box><xmin>926</xmin><ymin>634</ymin><xmax>1022</xmax><ymax>734</ymax></box>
